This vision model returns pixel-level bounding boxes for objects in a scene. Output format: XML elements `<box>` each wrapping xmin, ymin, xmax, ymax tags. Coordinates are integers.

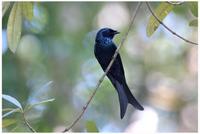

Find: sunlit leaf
<box><xmin>86</xmin><ymin>120</ymin><xmax>99</xmax><ymax>132</ymax></box>
<box><xmin>22</xmin><ymin>2</ymin><xmax>34</xmax><ymax>20</ymax></box>
<box><xmin>3</xmin><ymin>108</ymin><xmax>21</xmax><ymax>118</ymax></box>
<box><xmin>2</xmin><ymin>119</ymin><xmax>16</xmax><ymax>128</ymax></box>
<box><xmin>24</xmin><ymin>3</ymin><xmax>49</xmax><ymax>34</ymax></box>
<box><xmin>2</xmin><ymin>2</ymin><xmax>10</xmax><ymax>17</ymax></box>
<box><xmin>189</xmin><ymin>2</ymin><xmax>198</xmax><ymax>17</ymax></box>
<box><xmin>189</xmin><ymin>19</ymin><xmax>198</xmax><ymax>27</ymax></box>
<box><xmin>26</xmin><ymin>98</ymin><xmax>55</xmax><ymax>111</ymax></box>
<box><xmin>7</xmin><ymin>3</ymin><xmax>22</xmax><ymax>53</ymax></box>
<box><xmin>147</xmin><ymin>2</ymin><xmax>174</xmax><ymax>37</ymax></box>
<box><xmin>2</xmin><ymin>94</ymin><xmax>23</xmax><ymax>110</ymax></box>
<box><xmin>10</xmin><ymin>125</ymin><xmax>19</xmax><ymax>132</ymax></box>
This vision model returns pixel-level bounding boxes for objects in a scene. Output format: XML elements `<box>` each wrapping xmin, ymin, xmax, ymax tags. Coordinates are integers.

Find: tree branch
<box><xmin>22</xmin><ymin>112</ymin><xmax>36</xmax><ymax>132</ymax></box>
<box><xmin>62</xmin><ymin>2</ymin><xmax>142</xmax><ymax>132</ymax></box>
<box><xmin>146</xmin><ymin>2</ymin><xmax>198</xmax><ymax>45</ymax></box>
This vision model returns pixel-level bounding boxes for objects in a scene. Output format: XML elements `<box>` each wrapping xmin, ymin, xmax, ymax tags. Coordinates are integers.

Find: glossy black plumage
<box><xmin>94</xmin><ymin>28</ymin><xmax>144</xmax><ymax>119</ymax></box>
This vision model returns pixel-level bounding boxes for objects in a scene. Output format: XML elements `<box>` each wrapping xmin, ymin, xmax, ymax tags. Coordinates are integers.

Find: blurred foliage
<box><xmin>2</xmin><ymin>2</ymin><xmax>198</xmax><ymax>132</ymax></box>
<box><xmin>3</xmin><ymin>119</ymin><xmax>16</xmax><ymax>128</ymax></box>
<box><xmin>189</xmin><ymin>2</ymin><xmax>198</xmax><ymax>17</ymax></box>
<box><xmin>2</xmin><ymin>93</ymin><xmax>54</xmax><ymax>132</ymax></box>
<box><xmin>188</xmin><ymin>2</ymin><xmax>198</xmax><ymax>27</ymax></box>
<box><xmin>86</xmin><ymin>120</ymin><xmax>99</xmax><ymax>132</ymax></box>
<box><xmin>2</xmin><ymin>2</ymin><xmax>10</xmax><ymax>17</ymax></box>
<box><xmin>189</xmin><ymin>19</ymin><xmax>198</xmax><ymax>27</ymax></box>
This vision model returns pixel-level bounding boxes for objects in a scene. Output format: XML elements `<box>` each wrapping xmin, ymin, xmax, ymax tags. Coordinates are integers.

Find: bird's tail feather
<box><xmin>124</xmin><ymin>83</ymin><xmax>144</xmax><ymax>111</ymax></box>
<box><xmin>115</xmin><ymin>82</ymin><xmax>128</xmax><ymax>119</ymax></box>
<box><xmin>108</xmin><ymin>75</ymin><xmax>143</xmax><ymax>119</ymax></box>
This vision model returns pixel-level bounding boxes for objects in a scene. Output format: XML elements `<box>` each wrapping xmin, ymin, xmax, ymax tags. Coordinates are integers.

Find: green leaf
<box><xmin>189</xmin><ymin>2</ymin><xmax>198</xmax><ymax>17</ymax></box>
<box><xmin>2</xmin><ymin>94</ymin><xmax>23</xmax><ymax>110</ymax></box>
<box><xmin>147</xmin><ymin>2</ymin><xmax>174</xmax><ymax>37</ymax></box>
<box><xmin>189</xmin><ymin>19</ymin><xmax>198</xmax><ymax>27</ymax></box>
<box><xmin>22</xmin><ymin>2</ymin><xmax>34</xmax><ymax>20</ymax></box>
<box><xmin>7</xmin><ymin>3</ymin><xmax>22</xmax><ymax>53</ymax></box>
<box><xmin>2</xmin><ymin>119</ymin><xmax>16</xmax><ymax>128</ymax></box>
<box><xmin>3</xmin><ymin>108</ymin><xmax>21</xmax><ymax>118</ymax></box>
<box><xmin>25</xmin><ymin>98</ymin><xmax>55</xmax><ymax>111</ymax></box>
<box><xmin>86</xmin><ymin>120</ymin><xmax>99</xmax><ymax>132</ymax></box>
<box><xmin>2</xmin><ymin>2</ymin><xmax>10</xmax><ymax>17</ymax></box>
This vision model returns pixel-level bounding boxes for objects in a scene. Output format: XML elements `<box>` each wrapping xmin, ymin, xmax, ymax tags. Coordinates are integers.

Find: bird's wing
<box><xmin>94</xmin><ymin>42</ymin><xmax>126</xmax><ymax>83</ymax></box>
<box><xmin>107</xmin><ymin>74</ymin><xmax>128</xmax><ymax>118</ymax></box>
<box><xmin>108</xmin><ymin>53</ymin><xmax>126</xmax><ymax>83</ymax></box>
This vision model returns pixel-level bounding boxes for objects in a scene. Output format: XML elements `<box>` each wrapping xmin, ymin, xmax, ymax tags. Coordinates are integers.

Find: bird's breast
<box><xmin>95</xmin><ymin>43</ymin><xmax>115</xmax><ymax>58</ymax></box>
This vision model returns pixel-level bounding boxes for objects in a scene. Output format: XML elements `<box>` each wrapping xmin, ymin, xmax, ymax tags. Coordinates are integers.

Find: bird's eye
<box><xmin>102</xmin><ymin>30</ymin><xmax>109</xmax><ymax>37</ymax></box>
<box><xmin>109</xmin><ymin>29</ymin><xmax>114</xmax><ymax>33</ymax></box>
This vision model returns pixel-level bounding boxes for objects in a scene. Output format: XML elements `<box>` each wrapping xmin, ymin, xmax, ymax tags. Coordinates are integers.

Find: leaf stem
<box><xmin>22</xmin><ymin>112</ymin><xmax>36</xmax><ymax>132</ymax></box>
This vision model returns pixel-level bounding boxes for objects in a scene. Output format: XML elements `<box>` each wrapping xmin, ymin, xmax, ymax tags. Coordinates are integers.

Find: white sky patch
<box><xmin>97</xmin><ymin>3</ymin><xmax>130</xmax><ymax>29</ymax></box>
<box><xmin>125</xmin><ymin>107</ymin><xmax>159</xmax><ymax>133</ymax></box>
<box><xmin>2</xmin><ymin>30</ymin><xmax>8</xmax><ymax>54</ymax></box>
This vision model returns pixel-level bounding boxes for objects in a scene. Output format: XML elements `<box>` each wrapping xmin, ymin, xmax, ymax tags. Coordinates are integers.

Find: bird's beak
<box><xmin>114</xmin><ymin>31</ymin><xmax>120</xmax><ymax>34</ymax></box>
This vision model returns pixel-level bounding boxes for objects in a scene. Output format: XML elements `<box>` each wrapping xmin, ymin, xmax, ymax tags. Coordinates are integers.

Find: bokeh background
<box><xmin>2</xmin><ymin>2</ymin><xmax>198</xmax><ymax>132</ymax></box>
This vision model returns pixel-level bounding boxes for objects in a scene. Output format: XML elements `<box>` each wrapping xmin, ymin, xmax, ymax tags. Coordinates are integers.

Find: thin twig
<box><xmin>146</xmin><ymin>2</ymin><xmax>198</xmax><ymax>45</ymax></box>
<box><xmin>62</xmin><ymin>2</ymin><xmax>142</xmax><ymax>132</ymax></box>
<box><xmin>22</xmin><ymin>112</ymin><xmax>36</xmax><ymax>132</ymax></box>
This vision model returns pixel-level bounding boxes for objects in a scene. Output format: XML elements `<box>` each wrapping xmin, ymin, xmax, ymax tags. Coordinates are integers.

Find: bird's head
<box><xmin>95</xmin><ymin>28</ymin><xmax>120</xmax><ymax>43</ymax></box>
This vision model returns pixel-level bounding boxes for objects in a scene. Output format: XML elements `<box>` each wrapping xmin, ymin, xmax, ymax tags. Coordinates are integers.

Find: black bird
<box><xmin>94</xmin><ymin>28</ymin><xmax>144</xmax><ymax>119</ymax></box>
